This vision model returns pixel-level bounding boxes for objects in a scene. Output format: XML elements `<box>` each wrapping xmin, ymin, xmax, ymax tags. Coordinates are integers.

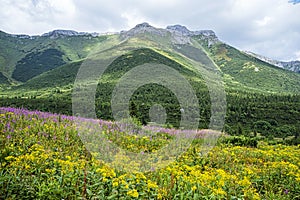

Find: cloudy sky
<box><xmin>0</xmin><ymin>0</ymin><xmax>300</xmax><ymax>61</ymax></box>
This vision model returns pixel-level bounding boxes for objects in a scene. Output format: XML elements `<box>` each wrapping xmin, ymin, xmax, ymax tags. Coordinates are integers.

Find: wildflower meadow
<box><xmin>1</xmin><ymin>107</ymin><xmax>299</xmax><ymax>199</ymax></box>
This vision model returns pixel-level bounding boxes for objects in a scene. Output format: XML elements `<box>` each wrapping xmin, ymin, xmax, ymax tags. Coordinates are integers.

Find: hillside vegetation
<box><xmin>0</xmin><ymin>28</ymin><xmax>299</xmax><ymax>139</ymax></box>
<box><xmin>1</xmin><ymin>107</ymin><xmax>299</xmax><ymax>199</ymax></box>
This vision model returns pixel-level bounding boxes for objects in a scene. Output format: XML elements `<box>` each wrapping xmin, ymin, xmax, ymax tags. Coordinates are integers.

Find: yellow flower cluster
<box><xmin>127</xmin><ymin>189</ymin><xmax>139</xmax><ymax>198</ymax></box>
<box><xmin>1</xmin><ymin>108</ymin><xmax>300</xmax><ymax>199</ymax></box>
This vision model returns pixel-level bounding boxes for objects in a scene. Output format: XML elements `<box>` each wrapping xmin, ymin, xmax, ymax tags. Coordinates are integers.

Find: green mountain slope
<box><xmin>12</xmin><ymin>48</ymin><xmax>66</xmax><ymax>82</ymax></box>
<box><xmin>194</xmin><ymin>37</ymin><xmax>300</xmax><ymax>94</ymax></box>
<box><xmin>0</xmin><ymin>72</ymin><xmax>9</xmax><ymax>84</ymax></box>
<box><xmin>0</xmin><ymin>30</ymin><xmax>106</xmax><ymax>80</ymax></box>
<box><xmin>0</xmin><ymin>24</ymin><xmax>299</xmax><ymax>139</ymax></box>
<box><xmin>18</xmin><ymin>60</ymin><xmax>83</xmax><ymax>89</ymax></box>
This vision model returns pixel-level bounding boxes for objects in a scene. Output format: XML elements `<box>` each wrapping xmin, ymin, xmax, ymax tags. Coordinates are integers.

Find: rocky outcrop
<box><xmin>166</xmin><ymin>24</ymin><xmax>219</xmax><ymax>46</ymax></box>
<box><xmin>120</xmin><ymin>22</ymin><xmax>168</xmax><ymax>39</ymax></box>
<box><xmin>120</xmin><ymin>23</ymin><xmax>219</xmax><ymax>45</ymax></box>
<box><xmin>244</xmin><ymin>51</ymin><xmax>300</xmax><ymax>73</ymax></box>
<box><xmin>42</xmin><ymin>30</ymin><xmax>99</xmax><ymax>38</ymax></box>
<box><xmin>278</xmin><ymin>61</ymin><xmax>300</xmax><ymax>73</ymax></box>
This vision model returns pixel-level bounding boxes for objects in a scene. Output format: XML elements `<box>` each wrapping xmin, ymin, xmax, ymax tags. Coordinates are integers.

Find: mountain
<box><xmin>0</xmin><ymin>23</ymin><xmax>299</xmax><ymax>136</ymax></box>
<box><xmin>244</xmin><ymin>51</ymin><xmax>300</xmax><ymax>73</ymax></box>
<box><xmin>0</xmin><ymin>30</ymin><xmax>106</xmax><ymax>80</ymax></box>
<box><xmin>41</xmin><ymin>29</ymin><xmax>99</xmax><ymax>38</ymax></box>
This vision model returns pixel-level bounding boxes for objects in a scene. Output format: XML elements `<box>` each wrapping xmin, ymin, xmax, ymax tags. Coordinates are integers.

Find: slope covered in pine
<box><xmin>0</xmin><ymin>23</ymin><xmax>299</xmax><ymax>138</ymax></box>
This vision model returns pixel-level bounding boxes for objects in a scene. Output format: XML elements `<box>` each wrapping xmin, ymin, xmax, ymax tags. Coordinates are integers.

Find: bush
<box><xmin>220</xmin><ymin>136</ymin><xmax>258</xmax><ymax>148</ymax></box>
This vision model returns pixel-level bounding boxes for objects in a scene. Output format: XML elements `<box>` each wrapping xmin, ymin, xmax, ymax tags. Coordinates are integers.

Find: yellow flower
<box><xmin>192</xmin><ymin>185</ymin><xmax>197</xmax><ymax>191</ymax></box>
<box><xmin>135</xmin><ymin>172</ymin><xmax>146</xmax><ymax>180</ymax></box>
<box><xmin>103</xmin><ymin>177</ymin><xmax>108</xmax><ymax>182</ymax></box>
<box><xmin>213</xmin><ymin>188</ymin><xmax>226</xmax><ymax>196</ymax></box>
<box><xmin>127</xmin><ymin>189</ymin><xmax>139</xmax><ymax>198</ymax></box>
<box><xmin>238</xmin><ymin>176</ymin><xmax>251</xmax><ymax>187</ymax></box>
<box><xmin>147</xmin><ymin>180</ymin><xmax>158</xmax><ymax>190</ymax></box>
<box><xmin>65</xmin><ymin>155</ymin><xmax>71</xmax><ymax>160</ymax></box>
<box><xmin>45</xmin><ymin>168</ymin><xmax>55</xmax><ymax>174</ymax></box>
<box><xmin>112</xmin><ymin>180</ymin><xmax>119</xmax><ymax>187</ymax></box>
<box><xmin>157</xmin><ymin>193</ymin><xmax>163</xmax><ymax>200</ymax></box>
<box><xmin>5</xmin><ymin>155</ymin><xmax>15</xmax><ymax>161</ymax></box>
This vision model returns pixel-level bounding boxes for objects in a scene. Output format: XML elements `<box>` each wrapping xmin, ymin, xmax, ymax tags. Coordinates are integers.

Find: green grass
<box><xmin>196</xmin><ymin>40</ymin><xmax>300</xmax><ymax>94</ymax></box>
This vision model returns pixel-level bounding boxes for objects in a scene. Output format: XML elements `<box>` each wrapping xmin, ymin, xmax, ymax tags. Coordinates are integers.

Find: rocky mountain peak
<box><xmin>166</xmin><ymin>24</ymin><xmax>219</xmax><ymax>46</ymax></box>
<box><xmin>120</xmin><ymin>22</ymin><xmax>219</xmax><ymax>45</ymax></box>
<box><xmin>166</xmin><ymin>25</ymin><xmax>217</xmax><ymax>37</ymax></box>
<box><xmin>166</xmin><ymin>25</ymin><xmax>191</xmax><ymax>35</ymax></box>
<box><xmin>42</xmin><ymin>30</ymin><xmax>99</xmax><ymax>38</ymax></box>
<box><xmin>134</xmin><ymin>22</ymin><xmax>153</xmax><ymax>29</ymax></box>
<box><xmin>120</xmin><ymin>22</ymin><xmax>168</xmax><ymax>39</ymax></box>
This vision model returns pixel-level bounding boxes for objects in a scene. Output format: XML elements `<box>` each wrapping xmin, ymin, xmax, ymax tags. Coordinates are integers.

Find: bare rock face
<box><xmin>166</xmin><ymin>25</ymin><xmax>192</xmax><ymax>36</ymax></box>
<box><xmin>120</xmin><ymin>22</ymin><xmax>168</xmax><ymax>39</ymax></box>
<box><xmin>166</xmin><ymin>25</ymin><xmax>192</xmax><ymax>44</ymax></box>
<box><xmin>42</xmin><ymin>30</ymin><xmax>99</xmax><ymax>38</ymax></box>
<box><xmin>245</xmin><ymin>51</ymin><xmax>300</xmax><ymax>73</ymax></box>
<box><xmin>120</xmin><ymin>23</ymin><xmax>219</xmax><ymax>45</ymax></box>
<box><xmin>279</xmin><ymin>61</ymin><xmax>300</xmax><ymax>73</ymax></box>
<box><xmin>166</xmin><ymin>25</ymin><xmax>219</xmax><ymax>45</ymax></box>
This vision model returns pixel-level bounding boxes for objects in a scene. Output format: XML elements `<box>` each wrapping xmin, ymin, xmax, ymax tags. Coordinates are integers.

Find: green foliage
<box><xmin>18</xmin><ymin>61</ymin><xmax>82</xmax><ymax>89</ymax></box>
<box><xmin>0</xmin><ymin>72</ymin><xmax>9</xmax><ymax>84</ymax></box>
<box><xmin>12</xmin><ymin>48</ymin><xmax>66</xmax><ymax>82</ymax></box>
<box><xmin>274</xmin><ymin>125</ymin><xmax>296</xmax><ymax>138</ymax></box>
<box><xmin>0</xmin><ymin>31</ymin><xmax>107</xmax><ymax>79</ymax></box>
<box><xmin>95</xmin><ymin>48</ymin><xmax>210</xmax><ymax>128</ymax></box>
<box><xmin>195</xmin><ymin>37</ymin><xmax>300</xmax><ymax>94</ymax></box>
<box><xmin>253</xmin><ymin>120</ymin><xmax>273</xmax><ymax>136</ymax></box>
<box><xmin>1</xmin><ymin>108</ymin><xmax>300</xmax><ymax>199</ymax></box>
<box><xmin>220</xmin><ymin>135</ymin><xmax>259</xmax><ymax>148</ymax></box>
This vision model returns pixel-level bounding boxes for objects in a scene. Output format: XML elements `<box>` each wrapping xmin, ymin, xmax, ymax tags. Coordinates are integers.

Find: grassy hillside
<box><xmin>0</xmin><ymin>31</ymin><xmax>107</xmax><ymax>79</ymax></box>
<box><xmin>17</xmin><ymin>60</ymin><xmax>83</xmax><ymax>89</ymax></box>
<box><xmin>194</xmin><ymin>37</ymin><xmax>300</xmax><ymax>94</ymax></box>
<box><xmin>0</xmin><ymin>46</ymin><xmax>299</xmax><ymax>138</ymax></box>
<box><xmin>0</xmin><ymin>72</ymin><xmax>9</xmax><ymax>85</ymax></box>
<box><xmin>12</xmin><ymin>48</ymin><xmax>66</xmax><ymax>82</ymax></box>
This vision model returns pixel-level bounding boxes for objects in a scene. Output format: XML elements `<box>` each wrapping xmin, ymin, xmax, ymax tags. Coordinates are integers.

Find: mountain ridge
<box><xmin>0</xmin><ymin>22</ymin><xmax>299</xmax><ymax>89</ymax></box>
<box><xmin>1</xmin><ymin>22</ymin><xmax>298</xmax><ymax>70</ymax></box>
<box><xmin>244</xmin><ymin>51</ymin><xmax>300</xmax><ymax>73</ymax></box>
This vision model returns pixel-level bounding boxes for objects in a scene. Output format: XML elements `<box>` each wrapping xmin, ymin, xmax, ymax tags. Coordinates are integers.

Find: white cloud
<box><xmin>255</xmin><ymin>16</ymin><xmax>272</xmax><ymax>27</ymax></box>
<box><xmin>295</xmin><ymin>51</ymin><xmax>300</xmax><ymax>60</ymax></box>
<box><xmin>121</xmin><ymin>11</ymin><xmax>146</xmax><ymax>29</ymax></box>
<box><xmin>0</xmin><ymin>0</ymin><xmax>299</xmax><ymax>61</ymax></box>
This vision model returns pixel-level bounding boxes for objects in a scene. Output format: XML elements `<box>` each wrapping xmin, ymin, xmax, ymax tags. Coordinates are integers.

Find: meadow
<box><xmin>1</xmin><ymin>107</ymin><xmax>300</xmax><ymax>199</ymax></box>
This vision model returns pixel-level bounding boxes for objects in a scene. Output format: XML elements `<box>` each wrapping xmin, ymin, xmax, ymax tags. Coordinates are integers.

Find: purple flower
<box><xmin>6</xmin><ymin>135</ymin><xmax>11</xmax><ymax>139</ymax></box>
<box><xmin>284</xmin><ymin>189</ymin><xmax>289</xmax><ymax>195</ymax></box>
